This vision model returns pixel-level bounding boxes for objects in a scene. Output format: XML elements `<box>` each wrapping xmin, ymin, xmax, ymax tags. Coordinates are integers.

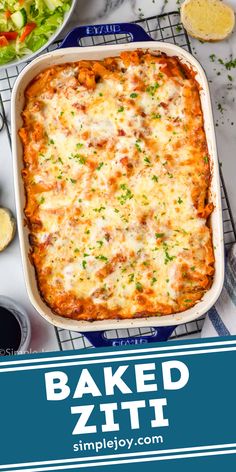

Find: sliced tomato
<box><xmin>19</xmin><ymin>22</ymin><xmax>36</xmax><ymax>42</ymax></box>
<box><xmin>0</xmin><ymin>36</ymin><xmax>9</xmax><ymax>47</ymax></box>
<box><xmin>0</xmin><ymin>31</ymin><xmax>18</xmax><ymax>40</ymax></box>
<box><xmin>5</xmin><ymin>10</ymin><xmax>12</xmax><ymax>19</ymax></box>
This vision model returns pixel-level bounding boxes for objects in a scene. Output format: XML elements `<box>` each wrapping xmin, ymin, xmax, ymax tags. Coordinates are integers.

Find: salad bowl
<box><xmin>0</xmin><ymin>0</ymin><xmax>77</xmax><ymax>70</ymax></box>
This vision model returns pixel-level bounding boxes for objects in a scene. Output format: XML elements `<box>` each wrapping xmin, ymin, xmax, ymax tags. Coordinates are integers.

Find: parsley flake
<box><xmin>97</xmin><ymin>162</ymin><xmax>104</xmax><ymax>170</ymax></box>
<box><xmin>146</xmin><ymin>83</ymin><xmax>160</xmax><ymax>96</ymax></box>
<box><xmin>209</xmin><ymin>54</ymin><xmax>216</xmax><ymax>62</ymax></box>
<box><xmin>135</xmin><ymin>281</ymin><xmax>143</xmax><ymax>292</ymax></box>
<box><xmin>95</xmin><ymin>255</ymin><xmax>108</xmax><ymax>262</ymax></box>
<box><xmin>152</xmin><ymin>175</ymin><xmax>158</xmax><ymax>182</ymax></box>
<box><xmin>39</xmin><ymin>196</ymin><xmax>45</xmax><ymax>205</ymax></box>
<box><xmin>163</xmin><ymin>243</ymin><xmax>175</xmax><ymax>264</ymax></box>
<box><xmin>93</xmin><ymin>206</ymin><xmax>105</xmax><ymax>213</ymax></box>
<box><xmin>135</xmin><ymin>139</ymin><xmax>142</xmax><ymax>152</ymax></box>
<box><xmin>128</xmin><ymin>273</ymin><xmax>134</xmax><ymax>283</ymax></box>
<box><xmin>118</xmin><ymin>184</ymin><xmax>134</xmax><ymax>205</ymax></box>
<box><xmin>156</xmin><ymin>233</ymin><xmax>164</xmax><ymax>238</ymax></box>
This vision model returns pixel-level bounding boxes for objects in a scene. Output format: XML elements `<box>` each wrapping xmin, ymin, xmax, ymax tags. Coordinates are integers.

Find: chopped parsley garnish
<box><xmin>39</xmin><ymin>196</ymin><xmax>45</xmax><ymax>205</ymax></box>
<box><xmin>82</xmin><ymin>260</ymin><xmax>87</xmax><ymax>269</ymax></box>
<box><xmin>191</xmin><ymin>266</ymin><xmax>195</xmax><ymax>271</ymax></box>
<box><xmin>203</xmin><ymin>155</ymin><xmax>209</xmax><ymax>163</ymax></box>
<box><xmin>78</xmin><ymin>156</ymin><xmax>86</xmax><ymax>164</ymax></box>
<box><xmin>96</xmin><ymin>240</ymin><xmax>103</xmax><ymax>248</ymax></box>
<box><xmin>58</xmin><ymin>157</ymin><xmax>63</xmax><ymax>164</ymax></box>
<box><xmin>130</xmin><ymin>93</ymin><xmax>138</xmax><ymax>98</ymax></box>
<box><xmin>175</xmin><ymin>25</ymin><xmax>182</xmax><ymax>32</ymax></box>
<box><xmin>177</xmin><ymin>197</ymin><xmax>183</xmax><ymax>204</ymax></box>
<box><xmin>135</xmin><ymin>281</ymin><xmax>143</xmax><ymax>292</ymax></box>
<box><xmin>163</xmin><ymin>243</ymin><xmax>175</xmax><ymax>264</ymax></box>
<box><xmin>76</xmin><ymin>143</ymin><xmax>83</xmax><ymax>148</ymax></box>
<box><xmin>93</xmin><ymin>206</ymin><xmax>105</xmax><ymax>213</ymax></box>
<box><xmin>85</xmin><ymin>229</ymin><xmax>90</xmax><ymax>234</ymax></box>
<box><xmin>152</xmin><ymin>175</ymin><xmax>158</xmax><ymax>182</ymax></box>
<box><xmin>156</xmin><ymin>233</ymin><xmax>164</xmax><ymax>238</ymax></box>
<box><xmin>57</xmin><ymin>174</ymin><xmax>62</xmax><ymax>179</ymax></box>
<box><xmin>224</xmin><ymin>57</ymin><xmax>236</xmax><ymax>70</ymax></box>
<box><xmin>118</xmin><ymin>184</ymin><xmax>134</xmax><ymax>205</ymax></box>
<box><xmin>128</xmin><ymin>273</ymin><xmax>134</xmax><ymax>283</ymax></box>
<box><xmin>228</xmin><ymin>74</ymin><xmax>233</xmax><ymax>82</ymax></box>
<box><xmin>135</xmin><ymin>139</ymin><xmax>142</xmax><ymax>152</ymax></box>
<box><xmin>71</xmin><ymin>111</ymin><xmax>75</xmax><ymax>116</ymax></box>
<box><xmin>144</xmin><ymin>156</ymin><xmax>151</xmax><ymax>164</ymax></box>
<box><xmin>151</xmin><ymin>277</ymin><xmax>157</xmax><ymax>286</ymax></box>
<box><xmin>151</xmin><ymin>113</ymin><xmax>162</xmax><ymax>119</ymax></box>
<box><xmin>96</xmin><ymin>162</ymin><xmax>104</xmax><ymax>170</ymax></box>
<box><xmin>74</xmin><ymin>248</ymin><xmax>79</xmax><ymax>253</ymax></box>
<box><xmin>70</xmin><ymin>178</ymin><xmax>76</xmax><ymax>184</ymax></box>
<box><xmin>49</xmin><ymin>139</ymin><xmax>54</xmax><ymax>145</ymax></box>
<box><xmin>209</xmin><ymin>54</ymin><xmax>216</xmax><ymax>62</ymax></box>
<box><xmin>118</xmin><ymin>106</ymin><xmax>124</xmax><ymax>112</ymax></box>
<box><xmin>95</xmin><ymin>255</ymin><xmax>108</xmax><ymax>262</ymax></box>
<box><xmin>99</xmin><ymin>93</ymin><xmax>103</xmax><ymax>96</ymax></box>
<box><xmin>72</xmin><ymin>153</ymin><xmax>86</xmax><ymax>164</ymax></box>
<box><xmin>146</xmin><ymin>83</ymin><xmax>160</xmax><ymax>96</ymax></box>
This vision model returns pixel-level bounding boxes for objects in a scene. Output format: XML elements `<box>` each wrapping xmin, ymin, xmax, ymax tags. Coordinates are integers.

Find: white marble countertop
<box><xmin>0</xmin><ymin>0</ymin><xmax>236</xmax><ymax>353</ymax></box>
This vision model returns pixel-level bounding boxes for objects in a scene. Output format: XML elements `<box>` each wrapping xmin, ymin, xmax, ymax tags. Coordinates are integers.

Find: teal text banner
<box><xmin>0</xmin><ymin>336</ymin><xmax>236</xmax><ymax>471</ymax></box>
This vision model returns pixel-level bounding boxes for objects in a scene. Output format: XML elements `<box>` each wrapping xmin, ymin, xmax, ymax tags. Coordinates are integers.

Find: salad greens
<box><xmin>0</xmin><ymin>0</ymin><xmax>72</xmax><ymax>65</ymax></box>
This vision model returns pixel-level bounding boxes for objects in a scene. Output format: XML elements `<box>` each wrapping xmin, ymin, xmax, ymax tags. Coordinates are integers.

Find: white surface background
<box><xmin>0</xmin><ymin>0</ymin><xmax>235</xmax><ymax>352</ymax></box>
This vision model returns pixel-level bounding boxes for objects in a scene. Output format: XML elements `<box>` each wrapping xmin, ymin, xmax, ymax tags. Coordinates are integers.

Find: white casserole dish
<box><xmin>11</xmin><ymin>38</ymin><xmax>224</xmax><ymax>332</ymax></box>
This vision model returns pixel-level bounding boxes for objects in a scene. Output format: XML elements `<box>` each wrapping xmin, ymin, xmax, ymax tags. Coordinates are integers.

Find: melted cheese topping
<box><xmin>20</xmin><ymin>51</ymin><xmax>214</xmax><ymax>320</ymax></box>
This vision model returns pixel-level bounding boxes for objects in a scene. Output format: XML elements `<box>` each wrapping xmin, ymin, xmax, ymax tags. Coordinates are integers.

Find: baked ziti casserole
<box><xmin>19</xmin><ymin>50</ymin><xmax>214</xmax><ymax>321</ymax></box>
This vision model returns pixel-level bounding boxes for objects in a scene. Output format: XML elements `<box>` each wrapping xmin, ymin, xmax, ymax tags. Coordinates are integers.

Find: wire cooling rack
<box><xmin>0</xmin><ymin>12</ymin><xmax>235</xmax><ymax>351</ymax></box>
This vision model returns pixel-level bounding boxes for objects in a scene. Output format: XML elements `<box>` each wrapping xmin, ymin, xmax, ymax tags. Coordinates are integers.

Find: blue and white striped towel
<box><xmin>202</xmin><ymin>244</ymin><xmax>236</xmax><ymax>337</ymax></box>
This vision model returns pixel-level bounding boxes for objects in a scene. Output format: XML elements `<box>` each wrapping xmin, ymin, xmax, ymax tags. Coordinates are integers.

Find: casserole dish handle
<box><xmin>60</xmin><ymin>22</ymin><xmax>153</xmax><ymax>48</ymax></box>
<box><xmin>82</xmin><ymin>326</ymin><xmax>176</xmax><ymax>347</ymax></box>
